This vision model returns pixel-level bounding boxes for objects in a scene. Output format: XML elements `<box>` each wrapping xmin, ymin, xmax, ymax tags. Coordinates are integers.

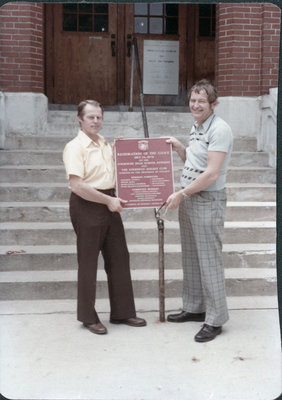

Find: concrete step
<box><xmin>47</xmin><ymin>109</ymin><xmax>194</xmax><ymax>122</ymax></box>
<box><xmin>47</xmin><ymin>110</ymin><xmax>194</xmax><ymax>129</ymax></box>
<box><xmin>0</xmin><ymin>201</ymin><xmax>276</xmax><ymax>223</ymax></box>
<box><xmin>174</xmin><ymin>166</ymin><xmax>276</xmax><ymax>183</ymax></box>
<box><xmin>0</xmin><ymin>221</ymin><xmax>276</xmax><ymax>246</ymax></box>
<box><xmin>4</xmin><ymin>135</ymin><xmax>258</xmax><ymax>152</ymax></box>
<box><xmin>0</xmin><ymin>165</ymin><xmax>276</xmax><ymax>184</ymax></box>
<box><xmin>0</xmin><ymin>243</ymin><xmax>276</xmax><ymax>271</ymax></box>
<box><xmin>46</xmin><ymin>110</ymin><xmax>195</xmax><ymax>136</ymax></box>
<box><xmin>170</xmin><ymin>152</ymin><xmax>271</xmax><ymax>168</ymax></box>
<box><xmin>0</xmin><ymin>183</ymin><xmax>276</xmax><ymax>202</ymax></box>
<box><xmin>0</xmin><ymin>267</ymin><xmax>277</xmax><ymax>301</ymax></box>
<box><xmin>0</xmin><ymin>102</ymin><xmax>277</xmax><ymax>305</ymax></box>
<box><xmin>46</xmin><ymin>124</ymin><xmax>192</xmax><ymax>137</ymax></box>
<box><xmin>0</xmin><ymin>149</ymin><xmax>270</xmax><ymax>168</ymax></box>
<box><xmin>0</xmin><ymin>296</ymin><xmax>279</xmax><ymax>314</ymax></box>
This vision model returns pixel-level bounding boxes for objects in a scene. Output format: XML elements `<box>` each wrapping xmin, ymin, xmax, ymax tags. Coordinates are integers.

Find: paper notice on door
<box><xmin>143</xmin><ymin>40</ymin><xmax>179</xmax><ymax>95</ymax></box>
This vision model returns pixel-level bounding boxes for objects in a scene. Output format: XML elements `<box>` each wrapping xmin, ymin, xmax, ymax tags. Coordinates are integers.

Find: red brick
<box><xmin>216</xmin><ymin>3</ymin><xmax>279</xmax><ymax>96</ymax></box>
<box><xmin>0</xmin><ymin>2</ymin><xmax>44</xmax><ymax>92</ymax></box>
<box><xmin>1</xmin><ymin>2</ymin><xmax>280</xmax><ymax>96</ymax></box>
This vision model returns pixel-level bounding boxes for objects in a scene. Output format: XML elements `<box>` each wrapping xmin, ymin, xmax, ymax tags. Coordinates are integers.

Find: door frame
<box><xmin>45</xmin><ymin>4</ymin><xmax>208</xmax><ymax>106</ymax></box>
<box><xmin>116</xmin><ymin>4</ymin><xmax>126</xmax><ymax>104</ymax></box>
<box><xmin>45</xmin><ymin>3</ymin><xmax>121</xmax><ymax>105</ymax></box>
<box><xmin>124</xmin><ymin>3</ymin><xmax>190</xmax><ymax>106</ymax></box>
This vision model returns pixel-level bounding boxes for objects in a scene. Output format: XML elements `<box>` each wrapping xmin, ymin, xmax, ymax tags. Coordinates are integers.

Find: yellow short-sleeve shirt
<box><xmin>63</xmin><ymin>129</ymin><xmax>116</xmax><ymax>190</ymax></box>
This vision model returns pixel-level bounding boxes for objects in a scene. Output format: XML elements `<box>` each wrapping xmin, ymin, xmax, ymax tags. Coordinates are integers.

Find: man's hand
<box><xmin>69</xmin><ymin>175</ymin><xmax>127</xmax><ymax>212</ymax></box>
<box><xmin>166</xmin><ymin>137</ymin><xmax>186</xmax><ymax>162</ymax></box>
<box><xmin>165</xmin><ymin>191</ymin><xmax>184</xmax><ymax>210</ymax></box>
<box><xmin>107</xmin><ymin>197</ymin><xmax>128</xmax><ymax>212</ymax></box>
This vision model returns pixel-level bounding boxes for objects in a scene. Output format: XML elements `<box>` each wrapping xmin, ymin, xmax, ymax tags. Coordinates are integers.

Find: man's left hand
<box><xmin>165</xmin><ymin>191</ymin><xmax>184</xmax><ymax>210</ymax></box>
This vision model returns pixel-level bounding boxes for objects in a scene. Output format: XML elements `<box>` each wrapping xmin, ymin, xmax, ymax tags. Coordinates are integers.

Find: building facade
<box><xmin>0</xmin><ymin>2</ymin><xmax>280</xmax><ymax>105</ymax></box>
<box><xmin>0</xmin><ymin>2</ymin><xmax>280</xmax><ymax>163</ymax></box>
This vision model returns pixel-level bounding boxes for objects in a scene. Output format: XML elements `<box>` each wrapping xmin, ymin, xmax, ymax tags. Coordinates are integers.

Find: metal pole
<box><xmin>132</xmin><ymin>36</ymin><xmax>165</xmax><ymax>319</ymax></box>
<box><xmin>133</xmin><ymin>37</ymin><xmax>149</xmax><ymax>138</ymax></box>
<box><xmin>129</xmin><ymin>43</ymin><xmax>135</xmax><ymax>112</ymax></box>
<box><xmin>155</xmin><ymin>208</ymin><xmax>165</xmax><ymax>322</ymax></box>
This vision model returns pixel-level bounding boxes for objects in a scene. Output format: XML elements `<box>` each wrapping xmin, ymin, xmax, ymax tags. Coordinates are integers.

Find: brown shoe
<box><xmin>110</xmin><ymin>317</ymin><xmax>147</xmax><ymax>327</ymax></box>
<box><xmin>83</xmin><ymin>322</ymin><xmax>108</xmax><ymax>335</ymax></box>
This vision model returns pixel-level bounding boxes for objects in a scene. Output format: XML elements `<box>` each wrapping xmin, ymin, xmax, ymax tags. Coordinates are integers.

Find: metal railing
<box><xmin>129</xmin><ymin>37</ymin><xmax>149</xmax><ymax>138</ymax></box>
<box><xmin>128</xmin><ymin>37</ymin><xmax>166</xmax><ymax>322</ymax></box>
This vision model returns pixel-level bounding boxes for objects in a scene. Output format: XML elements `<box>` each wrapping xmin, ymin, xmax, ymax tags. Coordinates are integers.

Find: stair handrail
<box><xmin>129</xmin><ymin>37</ymin><xmax>149</xmax><ymax>138</ymax></box>
<box><xmin>129</xmin><ymin>37</ymin><xmax>165</xmax><ymax>322</ymax></box>
<box><xmin>260</xmin><ymin>88</ymin><xmax>277</xmax><ymax>168</ymax></box>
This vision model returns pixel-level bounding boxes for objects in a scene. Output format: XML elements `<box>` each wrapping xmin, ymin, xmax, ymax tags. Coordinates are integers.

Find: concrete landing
<box><xmin>0</xmin><ymin>304</ymin><xmax>281</xmax><ymax>400</ymax></box>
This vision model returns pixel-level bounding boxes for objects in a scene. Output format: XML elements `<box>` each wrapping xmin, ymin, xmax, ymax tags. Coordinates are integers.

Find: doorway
<box><xmin>45</xmin><ymin>4</ymin><xmax>118</xmax><ymax>105</ymax></box>
<box><xmin>45</xmin><ymin>4</ymin><xmax>215</xmax><ymax>106</ymax></box>
<box><xmin>124</xmin><ymin>3</ymin><xmax>188</xmax><ymax>106</ymax></box>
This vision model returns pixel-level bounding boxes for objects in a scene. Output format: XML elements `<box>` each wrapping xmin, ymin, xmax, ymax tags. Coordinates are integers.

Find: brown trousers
<box><xmin>69</xmin><ymin>191</ymin><xmax>136</xmax><ymax>324</ymax></box>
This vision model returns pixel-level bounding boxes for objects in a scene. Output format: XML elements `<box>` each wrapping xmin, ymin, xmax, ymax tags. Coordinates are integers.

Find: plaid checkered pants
<box><xmin>178</xmin><ymin>189</ymin><xmax>229</xmax><ymax>327</ymax></box>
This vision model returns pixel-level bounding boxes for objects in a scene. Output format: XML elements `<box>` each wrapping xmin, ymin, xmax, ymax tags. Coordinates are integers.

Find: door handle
<box><xmin>111</xmin><ymin>40</ymin><xmax>116</xmax><ymax>57</ymax></box>
<box><xmin>127</xmin><ymin>40</ymin><xmax>132</xmax><ymax>57</ymax></box>
<box><xmin>127</xmin><ymin>34</ymin><xmax>132</xmax><ymax>57</ymax></box>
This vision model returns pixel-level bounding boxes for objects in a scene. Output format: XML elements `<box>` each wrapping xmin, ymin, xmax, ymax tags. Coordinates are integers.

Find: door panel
<box><xmin>124</xmin><ymin>4</ymin><xmax>188</xmax><ymax>106</ymax></box>
<box><xmin>45</xmin><ymin>4</ymin><xmax>214</xmax><ymax>107</ymax></box>
<box><xmin>46</xmin><ymin>4</ymin><xmax>118</xmax><ymax>105</ymax></box>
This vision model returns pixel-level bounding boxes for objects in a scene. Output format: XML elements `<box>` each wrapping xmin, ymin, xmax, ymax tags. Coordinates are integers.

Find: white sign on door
<box><xmin>143</xmin><ymin>40</ymin><xmax>179</xmax><ymax>95</ymax></box>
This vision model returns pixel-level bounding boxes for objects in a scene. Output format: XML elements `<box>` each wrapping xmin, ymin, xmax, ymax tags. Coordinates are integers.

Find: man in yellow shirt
<box><xmin>63</xmin><ymin>100</ymin><xmax>146</xmax><ymax>335</ymax></box>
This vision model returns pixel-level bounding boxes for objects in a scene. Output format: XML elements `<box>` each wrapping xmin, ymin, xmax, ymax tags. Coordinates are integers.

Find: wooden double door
<box><xmin>45</xmin><ymin>4</ymin><xmax>192</xmax><ymax>106</ymax></box>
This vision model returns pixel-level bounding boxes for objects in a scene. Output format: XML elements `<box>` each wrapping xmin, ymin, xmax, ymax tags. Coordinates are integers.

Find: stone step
<box><xmin>0</xmin><ymin>296</ymin><xmax>279</xmax><ymax>314</ymax></box>
<box><xmin>0</xmin><ymin>165</ymin><xmax>276</xmax><ymax>184</ymax></box>
<box><xmin>4</xmin><ymin>135</ymin><xmax>258</xmax><ymax>152</ymax></box>
<box><xmin>46</xmin><ymin>110</ymin><xmax>196</xmax><ymax>137</ymax></box>
<box><xmin>46</xmin><ymin>124</ymin><xmax>192</xmax><ymax>137</ymax></box>
<box><xmin>0</xmin><ymin>183</ymin><xmax>276</xmax><ymax>202</ymax></box>
<box><xmin>0</xmin><ymin>267</ymin><xmax>277</xmax><ymax>301</ymax></box>
<box><xmin>225</xmin><ymin>183</ymin><xmax>276</xmax><ymax>202</ymax></box>
<box><xmin>0</xmin><ymin>99</ymin><xmax>276</xmax><ymax>305</ymax></box>
<box><xmin>47</xmin><ymin>109</ymin><xmax>194</xmax><ymax>122</ymax></box>
<box><xmin>0</xmin><ymin>243</ymin><xmax>276</xmax><ymax>271</ymax></box>
<box><xmin>0</xmin><ymin>201</ymin><xmax>276</xmax><ymax>223</ymax></box>
<box><xmin>0</xmin><ymin>149</ymin><xmax>270</xmax><ymax>168</ymax></box>
<box><xmin>0</xmin><ymin>221</ymin><xmax>276</xmax><ymax>245</ymax></box>
<box><xmin>47</xmin><ymin>111</ymin><xmax>195</xmax><ymax>131</ymax></box>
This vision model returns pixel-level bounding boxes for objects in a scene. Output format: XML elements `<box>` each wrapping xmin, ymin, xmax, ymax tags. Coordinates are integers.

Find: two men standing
<box><xmin>63</xmin><ymin>79</ymin><xmax>233</xmax><ymax>342</ymax></box>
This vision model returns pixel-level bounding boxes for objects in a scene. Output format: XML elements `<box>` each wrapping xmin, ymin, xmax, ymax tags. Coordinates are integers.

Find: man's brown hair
<box><xmin>188</xmin><ymin>79</ymin><xmax>218</xmax><ymax>104</ymax></box>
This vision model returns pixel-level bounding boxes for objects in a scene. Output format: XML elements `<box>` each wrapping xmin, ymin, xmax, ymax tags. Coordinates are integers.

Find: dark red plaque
<box><xmin>115</xmin><ymin>138</ymin><xmax>174</xmax><ymax>208</ymax></box>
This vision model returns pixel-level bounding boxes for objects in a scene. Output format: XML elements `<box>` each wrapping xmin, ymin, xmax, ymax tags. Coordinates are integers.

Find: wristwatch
<box><xmin>180</xmin><ymin>189</ymin><xmax>189</xmax><ymax>198</ymax></box>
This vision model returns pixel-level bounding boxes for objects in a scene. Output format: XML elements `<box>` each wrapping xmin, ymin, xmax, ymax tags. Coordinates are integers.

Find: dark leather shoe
<box><xmin>167</xmin><ymin>311</ymin><xmax>205</xmax><ymax>323</ymax></box>
<box><xmin>194</xmin><ymin>324</ymin><xmax>222</xmax><ymax>342</ymax></box>
<box><xmin>110</xmin><ymin>317</ymin><xmax>147</xmax><ymax>327</ymax></box>
<box><xmin>83</xmin><ymin>322</ymin><xmax>108</xmax><ymax>335</ymax></box>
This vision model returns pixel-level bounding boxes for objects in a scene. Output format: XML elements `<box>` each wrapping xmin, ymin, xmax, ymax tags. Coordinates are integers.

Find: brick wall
<box><xmin>215</xmin><ymin>3</ymin><xmax>280</xmax><ymax>96</ymax></box>
<box><xmin>261</xmin><ymin>4</ymin><xmax>280</xmax><ymax>94</ymax></box>
<box><xmin>0</xmin><ymin>2</ymin><xmax>44</xmax><ymax>92</ymax></box>
<box><xmin>0</xmin><ymin>3</ymin><xmax>280</xmax><ymax>97</ymax></box>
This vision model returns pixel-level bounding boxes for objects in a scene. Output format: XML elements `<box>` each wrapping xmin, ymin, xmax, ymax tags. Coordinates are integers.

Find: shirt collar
<box><xmin>77</xmin><ymin>129</ymin><xmax>107</xmax><ymax>148</ymax></box>
<box><xmin>193</xmin><ymin>113</ymin><xmax>216</xmax><ymax>133</ymax></box>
